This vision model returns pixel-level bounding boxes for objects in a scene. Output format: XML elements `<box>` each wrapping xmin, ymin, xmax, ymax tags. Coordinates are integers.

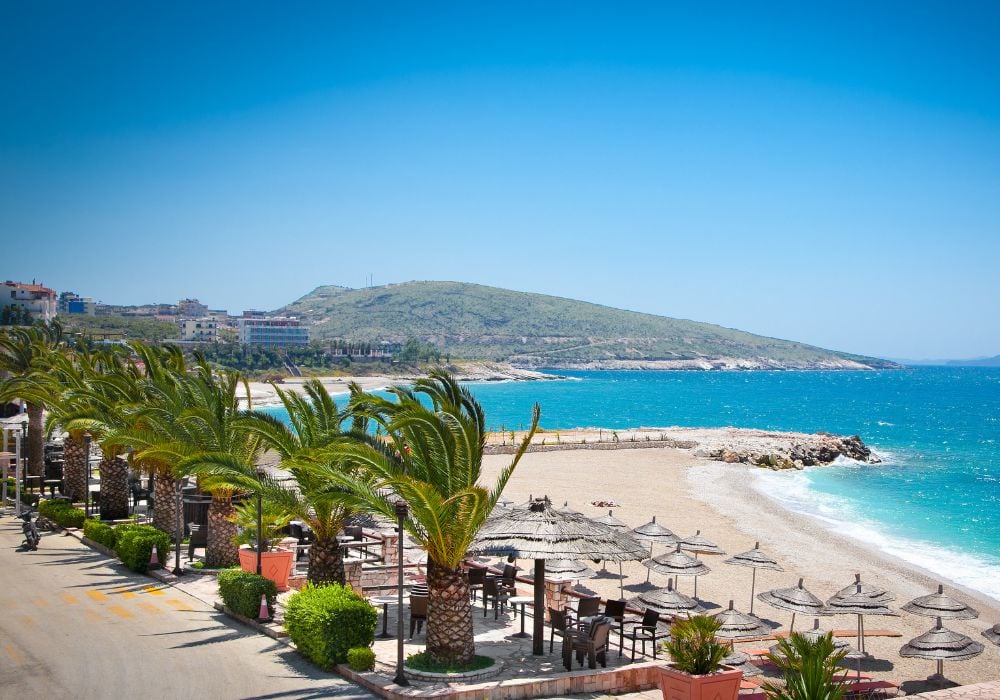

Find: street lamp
<box><xmin>393</xmin><ymin>500</ymin><xmax>409</xmax><ymax>686</ymax></box>
<box><xmin>83</xmin><ymin>434</ymin><xmax>91</xmax><ymax>517</ymax></box>
<box><xmin>255</xmin><ymin>467</ymin><xmax>266</xmax><ymax>576</ymax></box>
<box><xmin>173</xmin><ymin>479</ymin><xmax>185</xmax><ymax>576</ymax></box>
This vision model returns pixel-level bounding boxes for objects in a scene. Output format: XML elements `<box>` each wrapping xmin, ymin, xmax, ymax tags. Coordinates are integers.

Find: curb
<box><xmin>211</xmin><ymin>602</ymin><xmax>293</xmax><ymax>645</ymax></box>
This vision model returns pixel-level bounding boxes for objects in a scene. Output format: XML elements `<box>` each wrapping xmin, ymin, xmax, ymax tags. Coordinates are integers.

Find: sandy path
<box><xmin>481</xmin><ymin>446</ymin><xmax>1000</xmax><ymax>692</ymax></box>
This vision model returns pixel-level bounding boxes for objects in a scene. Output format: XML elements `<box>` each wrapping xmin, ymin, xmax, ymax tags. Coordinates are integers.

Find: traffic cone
<box><xmin>148</xmin><ymin>546</ymin><xmax>159</xmax><ymax>569</ymax></box>
<box><xmin>257</xmin><ymin>594</ymin><xmax>271</xmax><ymax>622</ymax></box>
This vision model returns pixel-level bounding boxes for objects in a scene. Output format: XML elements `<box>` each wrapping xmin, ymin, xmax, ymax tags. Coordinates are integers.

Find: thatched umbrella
<box><xmin>769</xmin><ymin>618</ymin><xmax>866</xmax><ymax>679</ymax></box>
<box><xmin>472</xmin><ymin>496</ymin><xmax>647</xmax><ymax>655</ymax></box>
<box><xmin>715</xmin><ymin>600</ymin><xmax>775</xmax><ymax>640</ymax></box>
<box><xmin>724</xmin><ymin>541</ymin><xmax>783</xmax><ymax>615</ymax></box>
<box><xmin>591</xmin><ymin>509</ymin><xmax>630</xmax><ymax>577</ymax></box>
<box><xmin>631</xmin><ymin>516</ymin><xmax>678</xmax><ymax>583</ymax></box>
<box><xmin>758</xmin><ymin>578</ymin><xmax>831</xmax><ymax>632</ymax></box>
<box><xmin>679</xmin><ymin>530</ymin><xmax>724</xmax><ymax>599</ymax></box>
<box><xmin>525</xmin><ymin>558</ymin><xmax>597</xmax><ymax>582</ymax></box>
<box><xmin>629</xmin><ymin>579</ymin><xmax>706</xmax><ymax>618</ymax></box>
<box><xmin>902</xmin><ymin>584</ymin><xmax>979</xmax><ymax>620</ymax></box>
<box><xmin>834</xmin><ymin>573</ymin><xmax>894</xmax><ymax>604</ymax></box>
<box><xmin>982</xmin><ymin>624</ymin><xmax>1000</xmax><ymax>647</ymax></box>
<box><xmin>556</xmin><ymin>501</ymin><xmax>581</xmax><ymax>515</ymax></box>
<box><xmin>899</xmin><ymin>617</ymin><xmax>984</xmax><ymax>686</ymax></box>
<box><xmin>825</xmin><ymin>582</ymin><xmax>898</xmax><ymax>655</ymax></box>
<box><xmin>644</xmin><ymin>543</ymin><xmax>710</xmax><ymax>597</ymax></box>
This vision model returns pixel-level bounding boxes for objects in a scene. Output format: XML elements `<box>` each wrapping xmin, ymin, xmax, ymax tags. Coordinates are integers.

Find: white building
<box><xmin>2</xmin><ymin>280</ymin><xmax>57</xmax><ymax>323</ymax></box>
<box><xmin>178</xmin><ymin>318</ymin><xmax>219</xmax><ymax>342</ymax></box>
<box><xmin>236</xmin><ymin>312</ymin><xmax>309</xmax><ymax>346</ymax></box>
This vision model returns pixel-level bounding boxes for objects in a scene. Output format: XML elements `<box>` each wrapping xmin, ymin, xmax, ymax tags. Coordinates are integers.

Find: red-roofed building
<box><xmin>2</xmin><ymin>280</ymin><xmax>57</xmax><ymax>323</ymax></box>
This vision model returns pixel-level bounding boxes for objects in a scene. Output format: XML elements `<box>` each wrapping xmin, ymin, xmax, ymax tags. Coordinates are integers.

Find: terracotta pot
<box><xmin>238</xmin><ymin>545</ymin><xmax>294</xmax><ymax>591</ymax></box>
<box><xmin>657</xmin><ymin>663</ymin><xmax>742</xmax><ymax>700</ymax></box>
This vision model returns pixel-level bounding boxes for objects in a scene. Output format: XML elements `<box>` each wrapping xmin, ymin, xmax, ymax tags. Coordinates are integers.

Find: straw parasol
<box><xmin>472</xmin><ymin>496</ymin><xmax>647</xmax><ymax>655</ymax></box>
<box><xmin>722</xmin><ymin>650</ymin><xmax>762</xmax><ymax>677</ymax></box>
<box><xmin>769</xmin><ymin>618</ymin><xmax>866</xmax><ymax>679</ymax></box>
<box><xmin>593</xmin><ymin>509</ymin><xmax>629</xmax><ymax>531</ymax></box>
<box><xmin>825</xmin><ymin>581</ymin><xmax>898</xmax><ymax>656</ymax></box>
<box><xmin>525</xmin><ymin>558</ymin><xmax>597</xmax><ymax>582</ymax></box>
<box><xmin>982</xmin><ymin>624</ymin><xmax>1000</xmax><ymax>647</ymax></box>
<box><xmin>631</xmin><ymin>516</ymin><xmax>678</xmax><ymax>583</ymax></box>
<box><xmin>899</xmin><ymin>617</ymin><xmax>984</xmax><ymax>687</ymax></box>
<box><xmin>724</xmin><ymin>541</ymin><xmax>783</xmax><ymax>615</ymax></box>
<box><xmin>644</xmin><ymin>543</ymin><xmax>710</xmax><ymax>596</ymax></box>
<box><xmin>679</xmin><ymin>530</ymin><xmax>724</xmax><ymax>599</ymax></box>
<box><xmin>714</xmin><ymin>600</ymin><xmax>775</xmax><ymax>640</ymax></box>
<box><xmin>902</xmin><ymin>584</ymin><xmax>979</xmax><ymax>620</ymax></box>
<box><xmin>556</xmin><ymin>501</ymin><xmax>581</xmax><ymax>515</ymax></box>
<box><xmin>629</xmin><ymin>579</ymin><xmax>706</xmax><ymax>618</ymax></box>
<box><xmin>758</xmin><ymin>578</ymin><xmax>831</xmax><ymax>632</ymax></box>
<box><xmin>834</xmin><ymin>573</ymin><xmax>894</xmax><ymax>604</ymax></box>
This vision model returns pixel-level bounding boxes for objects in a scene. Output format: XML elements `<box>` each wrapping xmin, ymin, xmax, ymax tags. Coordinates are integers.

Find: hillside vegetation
<box><xmin>277</xmin><ymin>281</ymin><xmax>896</xmax><ymax>370</ymax></box>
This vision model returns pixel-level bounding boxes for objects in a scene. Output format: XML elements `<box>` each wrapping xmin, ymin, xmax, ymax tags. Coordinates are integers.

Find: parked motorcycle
<box><xmin>20</xmin><ymin>510</ymin><xmax>40</xmax><ymax>551</ymax></box>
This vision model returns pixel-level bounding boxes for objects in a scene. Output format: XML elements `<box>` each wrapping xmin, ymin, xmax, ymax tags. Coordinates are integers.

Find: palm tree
<box><xmin>0</xmin><ymin>321</ymin><xmax>65</xmax><ymax>477</ymax></box>
<box><xmin>317</xmin><ymin>369</ymin><xmax>539</xmax><ymax>665</ymax></box>
<box><xmin>237</xmin><ymin>379</ymin><xmax>357</xmax><ymax>585</ymax></box>
<box><xmin>762</xmin><ymin>632</ymin><xmax>848</xmax><ymax>700</ymax></box>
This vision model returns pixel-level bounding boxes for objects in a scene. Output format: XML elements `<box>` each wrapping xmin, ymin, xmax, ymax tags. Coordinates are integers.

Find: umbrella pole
<box><xmin>749</xmin><ymin>568</ymin><xmax>757</xmax><ymax>615</ymax></box>
<box><xmin>645</xmin><ymin>542</ymin><xmax>653</xmax><ymax>583</ymax></box>
<box><xmin>790</xmin><ymin>612</ymin><xmax>796</xmax><ymax>632</ymax></box>
<box><xmin>693</xmin><ymin>575</ymin><xmax>698</xmax><ymax>600</ymax></box>
<box><xmin>618</xmin><ymin>562</ymin><xmax>625</xmax><ymax>599</ymax></box>
<box><xmin>532</xmin><ymin>559</ymin><xmax>545</xmax><ymax>656</ymax></box>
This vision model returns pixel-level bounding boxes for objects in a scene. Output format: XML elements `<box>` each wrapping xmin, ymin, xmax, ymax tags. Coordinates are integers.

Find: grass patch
<box><xmin>405</xmin><ymin>652</ymin><xmax>494</xmax><ymax>674</ymax></box>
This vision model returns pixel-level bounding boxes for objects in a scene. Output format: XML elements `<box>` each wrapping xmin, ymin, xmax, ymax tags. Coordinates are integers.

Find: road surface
<box><xmin>0</xmin><ymin>515</ymin><xmax>373</xmax><ymax>699</ymax></box>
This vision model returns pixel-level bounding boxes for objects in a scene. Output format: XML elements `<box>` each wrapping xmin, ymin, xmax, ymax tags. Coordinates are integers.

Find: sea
<box><xmin>263</xmin><ymin>367</ymin><xmax>1000</xmax><ymax>601</ymax></box>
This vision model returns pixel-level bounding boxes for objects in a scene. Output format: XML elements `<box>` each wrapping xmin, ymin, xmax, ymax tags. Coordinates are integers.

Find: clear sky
<box><xmin>3</xmin><ymin>1</ymin><xmax>999</xmax><ymax>360</ymax></box>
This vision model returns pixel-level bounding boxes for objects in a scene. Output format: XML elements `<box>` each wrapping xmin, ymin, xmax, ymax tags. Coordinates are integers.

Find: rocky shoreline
<box><xmin>486</xmin><ymin>426</ymin><xmax>880</xmax><ymax>470</ymax></box>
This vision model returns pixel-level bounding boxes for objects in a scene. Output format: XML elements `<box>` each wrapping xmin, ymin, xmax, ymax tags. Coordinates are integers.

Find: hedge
<box><xmin>347</xmin><ymin>647</ymin><xmax>376</xmax><ymax>672</ymax></box>
<box><xmin>217</xmin><ymin>569</ymin><xmax>277</xmax><ymax>619</ymax></box>
<box><xmin>38</xmin><ymin>499</ymin><xmax>86</xmax><ymax>528</ymax></box>
<box><xmin>3</xmin><ymin>478</ymin><xmax>38</xmax><ymax>507</ymax></box>
<box><xmin>284</xmin><ymin>583</ymin><xmax>377</xmax><ymax>669</ymax></box>
<box><xmin>113</xmin><ymin>524</ymin><xmax>170</xmax><ymax>573</ymax></box>
<box><xmin>83</xmin><ymin>519</ymin><xmax>116</xmax><ymax>549</ymax></box>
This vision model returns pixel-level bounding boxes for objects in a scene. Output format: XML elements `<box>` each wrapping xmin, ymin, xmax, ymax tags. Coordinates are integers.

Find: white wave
<box><xmin>753</xmin><ymin>469</ymin><xmax>1000</xmax><ymax>602</ymax></box>
<box><xmin>877</xmin><ymin>420</ymin><xmax>894</xmax><ymax>426</ymax></box>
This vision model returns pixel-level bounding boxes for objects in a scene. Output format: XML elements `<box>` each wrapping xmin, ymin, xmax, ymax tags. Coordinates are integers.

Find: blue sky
<box><xmin>3</xmin><ymin>2</ymin><xmax>998</xmax><ymax>359</ymax></box>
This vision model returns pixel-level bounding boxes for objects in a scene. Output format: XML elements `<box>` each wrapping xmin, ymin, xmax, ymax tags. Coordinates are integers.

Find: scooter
<box><xmin>20</xmin><ymin>510</ymin><xmax>40</xmax><ymax>550</ymax></box>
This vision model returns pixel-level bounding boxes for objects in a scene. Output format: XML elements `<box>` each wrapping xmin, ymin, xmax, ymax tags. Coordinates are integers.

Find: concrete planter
<box><xmin>657</xmin><ymin>663</ymin><xmax>742</xmax><ymax>700</ymax></box>
<box><xmin>238</xmin><ymin>545</ymin><xmax>294</xmax><ymax>591</ymax></box>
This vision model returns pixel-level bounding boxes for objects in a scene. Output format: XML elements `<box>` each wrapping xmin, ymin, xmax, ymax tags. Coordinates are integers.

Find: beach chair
<box><xmin>467</xmin><ymin>567</ymin><xmax>486</xmax><ymax>601</ymax></box>
<box><xmin>483</xmin><ymin>576</ymin><xmax>512</xmax><ymax>619</ymax></box>
<box><xmin>622</xmin><ymin>609</ymin><xmax>670</xmax><ymax>661</ymax></box>
<box><xmin>575</xmin><ymin>596</ymin><xmax>601</xmax><ymax>618</ymax></box>
<box><xmin>602</xmin><ymin>599</ymin><xmax>627</xmax><ymax>655</ymax></box>
<box><xmin>409</xmin><ymin>594</ymin><xmax>428</xmax><ymax>638</ymax></box>
<box><xmin>548</xmin><ymin>606</ymin><xmax>577</xmax><ymax>653</ymax></box>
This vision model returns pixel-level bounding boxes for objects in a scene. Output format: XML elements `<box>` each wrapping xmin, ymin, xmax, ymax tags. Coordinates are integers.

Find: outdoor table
<box><xmin>370</xmin><ymin>595</ymin><xmax>402</xmax><ymax>639</ymax></box>
<box><xmin>510</xmin><ymin>596</ymin><xmax>533</xmax><ymax>638</ymax></box>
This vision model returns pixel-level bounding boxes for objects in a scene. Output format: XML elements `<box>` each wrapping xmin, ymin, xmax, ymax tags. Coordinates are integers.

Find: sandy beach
<box><xmin>481</xmin><ymin>445</ymin><xmax>1000</xmax><ymax>693</ymax></box>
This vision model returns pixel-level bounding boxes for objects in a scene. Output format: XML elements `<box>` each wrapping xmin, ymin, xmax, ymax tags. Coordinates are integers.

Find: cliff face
<box><xmin>279</xmin><ymin>281</ymin><xmax>899</xmax><ymax>370</ymax></box>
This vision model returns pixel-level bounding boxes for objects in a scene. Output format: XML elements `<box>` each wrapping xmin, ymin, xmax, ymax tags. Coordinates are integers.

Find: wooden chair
<box><xmin>622</xmin><ymin>609</ymin><xmax>670</xmax><ymax>661</ymax></box>
<box><xmin>563</xmin><ymin>616</ymin><xmax>613</xmax><ymax>669</ymax></box>
<box><xmin>482</xmin><ymin>576</ymin><xmax>512</xmax><ymax>619</ymax></box>
<box><xmin>409</xmin><ymin>594</ymin><xmax>428</xmax><ymax>638</ymax></box>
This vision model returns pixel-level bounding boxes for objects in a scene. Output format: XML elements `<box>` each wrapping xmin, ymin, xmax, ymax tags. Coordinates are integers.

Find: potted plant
<box><xmin>760</xmin><ymin>631</ymin><xmax>847</xmax><ymax>700</ymax></box>
<box><xmin>659</xmin><ymin>615</ymin><xmax>742</xmax><ymax>700</ymax></box>
<box><xmin>233</xmin><ymin>500</ymin><xmax>296</xmax><ymax>591</ymax></box>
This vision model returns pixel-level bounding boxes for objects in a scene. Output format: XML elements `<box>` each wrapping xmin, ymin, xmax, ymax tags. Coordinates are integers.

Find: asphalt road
<box><xmin>0</xmin><ymin>514</ymin><xmax>373</xmax><ymax>700</ymax></box>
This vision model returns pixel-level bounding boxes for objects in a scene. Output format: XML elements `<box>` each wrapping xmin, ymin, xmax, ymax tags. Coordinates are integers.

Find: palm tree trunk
<box><xmin>306</xmin><ymin>535</ymin><xmax>345</xmax><ymax>586</ymax></box>
<box><xmin>152</xmin><ymin>472</ymin><xmax>179</xmax><ymax>535</ymax></box>
<box><xmin>98</xmin><ymin>454</ymin><xmax>130</xmax><ymax>521</ymax></box>
<box><xmin>26</xmin><ymin>403</ymin><xmax>44</xmax><ymax>478</ymax></box>
<box><xmin>426</xmin><ymin>561</ymin><xmax>475</xmax><ymax>665</ymax></box>
<box><xmin>206</xmin><ymin>497</ymin><xmax>238</xmax><ymax>568</ymax></box>
<box><xmin>62</xmin><ymin>435</ymin><xmax>87</xmax><ymax>502</ymax></box>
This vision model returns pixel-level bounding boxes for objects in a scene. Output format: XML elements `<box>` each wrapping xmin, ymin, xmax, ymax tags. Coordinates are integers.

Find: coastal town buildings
<box><xmin>178</xmin><ymin>317</ymin><xmax>220</xmax><ymax>342</ymax></box>
<box><xmin>58</xmin><ymin>292</ymin><xmax>96</xmax><ymax>315</ymax></box>
<box><xmin>2</xmin><ymin>280</ymin><xmax>57</xmax><ymax>323</ymax></box>
<box><xmin>236</xmin><ymin>311</ymin><xmax>309</xmax><ymax>346</ymax></box>
<box><xmin>177</xmin><ymin>298</ymin><xmax>209</xmax><ymax>317</ymax></box>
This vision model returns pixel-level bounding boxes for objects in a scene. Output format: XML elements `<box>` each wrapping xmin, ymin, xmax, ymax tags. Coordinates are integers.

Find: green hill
<box><xmin>277</xmin><ymin>281</ymin><xmax>897</xmax><ymax>370</ymax></box>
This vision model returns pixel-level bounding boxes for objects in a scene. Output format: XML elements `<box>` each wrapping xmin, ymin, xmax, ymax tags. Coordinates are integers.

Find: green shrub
<box><xmin>38</xmin><ymin>499</ymin><xmax>86</xmax><ymax>528</ymax></box>
<box><xmin>114</xmin><ymin>524</ymin><xmax>170</xmax><ymax>573</ymax></box>
<box><xmin>284</xmin><ymin>583</ymin><xmax>378</xmax><ymax>668</ymax></box>
<box><xmin>664</xmin><ymin>615</ymin><xmax>728</xmax><ymax>675</ymax></box>
<box><xmin>217</xmin><ymin>569</ymin><xmax>277</xmax><ymax>619</ymax></box>
<box><xmin>762</xmin><ymin>632</ymin><xmax>847</xmax><ymax>700</ymax></box>
<box><xmin>83</xmin><ymin>519</ymin><xmax>116</xmax><ymax>549</ymax></box>
<box><xmin>405</xmin><ymin>652</ymin><xmax>494</xmax><ymax>673</ymax></box>
<box><xmin>347</xmin><ymin>647</ymin><xmax>376</xmax><ymax>672</ymax></box>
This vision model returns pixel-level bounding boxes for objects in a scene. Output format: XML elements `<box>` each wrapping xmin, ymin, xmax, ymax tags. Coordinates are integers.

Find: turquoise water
<box><xmin>263</xmin><ymin>367</ymin><xmax>1000</xmax><ymax>599</ymax></box>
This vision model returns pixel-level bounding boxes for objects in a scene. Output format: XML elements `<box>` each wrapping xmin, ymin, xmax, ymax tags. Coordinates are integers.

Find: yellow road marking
<box><xmin>60</xmin><ymin>592</ymin><xmax>79</xmax><ymax>605</ymax></box>
<box><xmin>114</xmin><ymin>588</ymin><xmax>137</xmax><ymax>600</ymax></box>
<box><xmin>86</xmin><ymin>590</ymin><xmax>108</xmax><ymax>602</ymax></box>
<box><xmin>165</xmin><ymin>598</ymin><xmax>193</xmax><ymax>611</ymax></box>
<box><xmin>84</xmin><ymin>609</ymin><xmax>102</xmax><ymax>622</ymax></box>
<box><xmin>3</xmin><ymin>644</ymin><xmax>24</xmax><ymax>665</ymax></box>
<box><xmin>108</xmin><ymin>605</ymin><xmax>133</xmax><ymax>619</ymax></box>
<box><xmin>143</xmin><ymin>586</ymin><xmax>165</xmax><ymax>596</ymax></box>
<box><xmin>31</xmin><ymin>598</ymin><xmax>49</xmax><ymax>608</ymax></box>
<box><xmin>137</xmin><ymin>602</ymin><xmax>162</xmax><ymax>615</ymax></box>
